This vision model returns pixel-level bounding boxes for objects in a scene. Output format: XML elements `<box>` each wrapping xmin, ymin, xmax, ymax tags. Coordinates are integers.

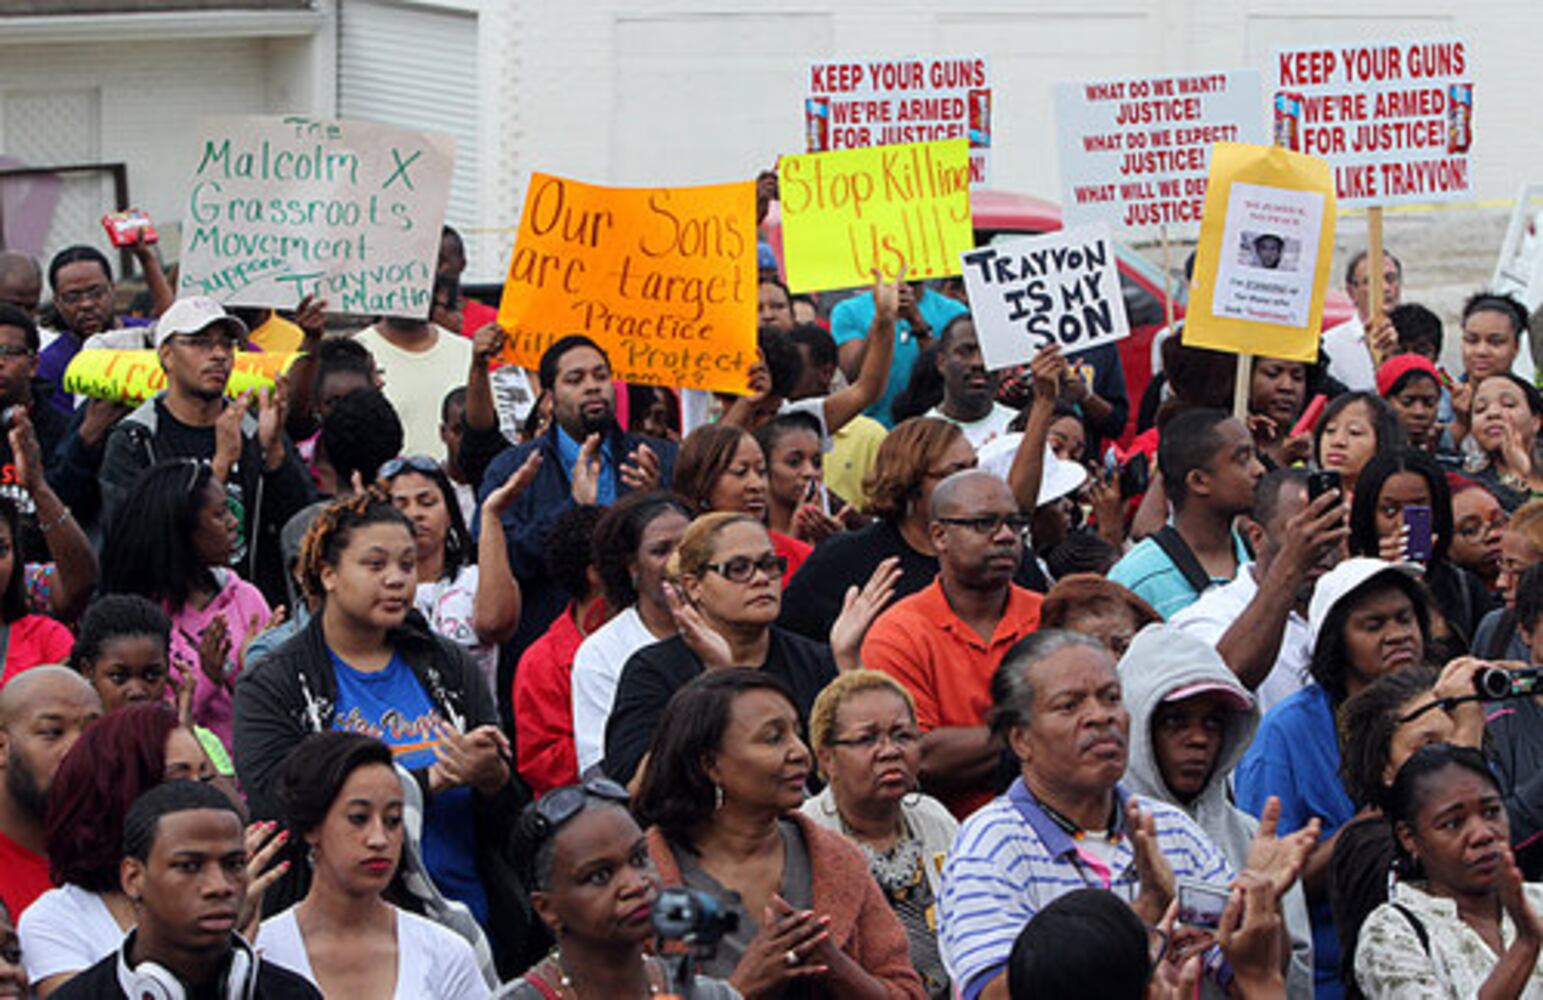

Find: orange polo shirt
<box><xmin>861</xmin><ymin>578</ymin><xmax>1043</xmax><ymax>818</ymax></box>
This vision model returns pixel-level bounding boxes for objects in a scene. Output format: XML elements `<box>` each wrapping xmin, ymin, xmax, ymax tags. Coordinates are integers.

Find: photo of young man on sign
<box><xmin>1185</xmin><ymin>142</ymin><xmax>1337</xmax><ymax>362</ymax></box>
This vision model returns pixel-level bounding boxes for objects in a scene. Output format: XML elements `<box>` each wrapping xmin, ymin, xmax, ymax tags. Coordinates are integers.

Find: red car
<box><xmin>764</xmin><ymin>188</ymin><xmax>1355</xmax><ymax>440</ymax></box>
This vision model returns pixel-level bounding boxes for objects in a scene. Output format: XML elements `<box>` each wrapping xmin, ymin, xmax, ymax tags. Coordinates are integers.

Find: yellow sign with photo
<box><xmin>1183</xmin><ymin>142</ymin><xmax>1336</xmax><ymax>362</ymax></box>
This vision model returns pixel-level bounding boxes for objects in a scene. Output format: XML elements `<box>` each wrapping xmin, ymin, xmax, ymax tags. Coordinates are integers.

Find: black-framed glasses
<box><xmin>937</xmin><ymin>514</ymin><xmax>1033</xmax><ymax>535</ymax></box>
<box><xmin>704</xmin><ymin>552</ymin><xmax>787</xmax><ymax>583</ymax></box>
<box><xmin>0</xmin><ymin>343</ymin><xmax>32</xmax><ymax>359</ymax></box>
<box><xmin>379</xmin><ymin>455</ymin><xmax>441</xmax><ymax>480</ymax></box>
<box><xmin>529</xmin><ymin>777</ymin><xmax>631</xmax><ymax>842</ymax></box>
<box><xmin>828</xmin><ymin>727</ymin><xmax>921</xmax><ymax>751</ymax></box>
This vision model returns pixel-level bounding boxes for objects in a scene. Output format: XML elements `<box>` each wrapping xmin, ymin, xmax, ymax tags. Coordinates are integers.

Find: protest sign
<box><xmin>63</xmin><ymin>350</ymin><xmax>299</xmax><ymax>406</ymax></box>
<box><xmin>1184</xmin><ymin>142</ymin><xmax>1336</xmax><ymax>363</ymax></box>
<box><xmin>779</xmin><ymin>138</ymin><xmax>973</xmax><ymax>294</ymax></box>
<box><xmin>806</xmin><ymin>56</ymin><xmax>992</xmax><ymax>184</ymax></box>
<box><xmin>495</xmin><ymin>173</ymin><xmax>756</xmax><ymax>394</ymax></box>
<box><xmin>959</xmin><ymin>223</ymin><xmax>1129</xmax><ymax>371</ymax></box>
<box><xmin>1053</xmin><ymin>70</ymin><xmax>1265</xmax><ymax>230</ymax></box>
<box><xmin>178</xmin><ymin>116</ymin><xmax>455</xmax><ymax>318</ymax></box>
<box><xmin>1273</xmin><ymin>39</ymin><xmax>1472</xmax><ymax>207</ymax></box>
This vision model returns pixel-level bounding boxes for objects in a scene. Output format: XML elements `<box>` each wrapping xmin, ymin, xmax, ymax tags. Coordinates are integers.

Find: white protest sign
<box><xmin>1273</xmin><ymin>39</ymin><xmax>1472</xmax><ymax>207</ymax></box>
<box><xmin>178</xmin><ymin>115</ymin><xmax>455</xmax><ymax>317</ymax></box>
<box><xmin>806</xmin><ymin>56</ymin><xmax>992</xmax><ymax>184</ymax></box>
<box><xmin>959</xmin><ymin>223</ymin><xmax>1130</xmax><ymax>371</ymax></box>
<box><xmin>1210</xmin><ymin>181</ymin><xmax>1328</xmax><ymax>328</ymax></box>
<box><xmin>1054</xmin><ymin>70</ymin><xmax>1264</xmax><ymax>230</ymax></box>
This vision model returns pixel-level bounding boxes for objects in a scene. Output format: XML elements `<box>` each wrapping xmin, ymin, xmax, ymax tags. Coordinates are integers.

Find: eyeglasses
<box><xmin>1351</xmin><ymin>271</ymin><xmax>1402</xmax><ymax>288</ymax></box>
<box><xmin>1455</xmin><ymin>515</ymin><xmax>1506</xmax><ymax>541</ymax></box>
<box><xmin>379</xmin><ymin>455</ymin><xmax>441</xmax><ymax>480</ymax></box>
<box><xmin>528</xmin><ymin>777</ymin><xmax>631</xmax><ymax>843</ymax></box>
<box><xmin>56</xmin><ymin>284</ymin><xmax>111</xmax><ymax>306</ymax></box>
<box><xmin>828</xmin><ymin>727</ymin><xmax>921</xmax><ymax>751</ymax></box>
<box><xmin>937</xmin><ymin>514</ymin><xmax>1033</xmax><ymax>535</ymax></box>
<box><xmin>0</xmin><ymin>343</ymin><xmax>31</xmax><ymax>359</ymax></box>
<box><xmin>704</xmin><ymin>552</ymin><xmax>787</xmax><ymax>583</ymax></box>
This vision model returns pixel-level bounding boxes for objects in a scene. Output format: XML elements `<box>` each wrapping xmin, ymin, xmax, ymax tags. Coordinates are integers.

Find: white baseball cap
<box><xmin>975</xmin><ymin>435</ymin><xmax>1089</xmax><ymax>507</ymax></box>
<box><xmin>152</xmin><ymin>296</ymin><xmax>248</xmax><ymax>349</ymax></box>
<box><xmin>1306</xmin><ymin>557</ymin><xmax>1423</xmax><ymax>650</ymax></box>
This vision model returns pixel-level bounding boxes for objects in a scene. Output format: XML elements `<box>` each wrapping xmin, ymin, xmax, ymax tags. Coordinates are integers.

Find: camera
<box><xmin>1475</xmin><ymin>666</ymin><xmax>1543</xmax><ymax>702</ymax></box>
<box><xmin>651</xmin><ymin>887</ymin><xmax>738</xmax><ymax>946</ymax></box>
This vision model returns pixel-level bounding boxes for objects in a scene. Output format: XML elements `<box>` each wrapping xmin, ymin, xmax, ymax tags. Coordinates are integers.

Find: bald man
<box><xmin>860</xmin><ymin>470</ymin><xmax>1045</xmax><ymax>817</ymax></box>
<box><xmin>0</xmin><ymin>254</ymin><xmax>41</xmax><ymax>316</ymax></box>
<box><xmin>0</xmin><ymin>667</ymin><xmax>100</xmax><ymax>918</ymax></box>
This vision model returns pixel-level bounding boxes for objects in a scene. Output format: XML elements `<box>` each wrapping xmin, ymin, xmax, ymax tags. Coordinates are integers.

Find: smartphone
<box><xmin>1119</xmin><ymin>457</ymin><xmax>1149</xmax><ymax>497</ymax></box>
<box><xmin>1403</xmin><ymin>504</ymin><xmax>1434</xmax><ymax>562</ymax></box>
<box><xmin>1307</xmin><ymin>469</ymin><xmax>1342</xmax><ymax>503</ymax></box>
<box><xmin>101</xmin><ymin>209</ymin><xmax>157</xmax><ymax>247</ymax></box>
<box><xmin>1176</xmin><ymin>879</ymin><xmax>1231</xmax><ymax>930</ymax></box>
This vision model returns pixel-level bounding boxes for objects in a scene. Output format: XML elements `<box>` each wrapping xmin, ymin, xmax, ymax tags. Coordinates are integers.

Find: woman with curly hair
<box><xmin>232</xmin><ymin>489</ymin><xmax>539</xmax><ymax>975</ymax></box>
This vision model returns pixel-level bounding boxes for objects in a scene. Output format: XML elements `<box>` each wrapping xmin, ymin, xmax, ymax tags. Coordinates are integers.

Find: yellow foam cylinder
<box><xmin>62</xmin><ymin>350</ymin><xmax>301</xmax><ymax>406</ymax></box>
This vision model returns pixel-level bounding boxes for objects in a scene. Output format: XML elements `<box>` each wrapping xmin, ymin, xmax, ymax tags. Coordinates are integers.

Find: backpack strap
<box><xmin>1151</xmin><ymin>525</ymin><xmax>1215</xmax><ymax>596</ymax></box>
<box><xmin>1390</xmin><ymin>902</ymin><xmax>1431</xmax><ymax>955</ymax></box>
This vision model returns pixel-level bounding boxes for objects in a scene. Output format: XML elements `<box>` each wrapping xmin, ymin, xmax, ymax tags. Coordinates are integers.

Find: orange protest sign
<box><xmin>63</xmin><ymin>350</ymin><xmax>299</xmax><ymax>405</ymax></box>
<box><xmin>495</xmin><ymin>173</ymin><xmax>756</xmax><ymax>394</ymax></box>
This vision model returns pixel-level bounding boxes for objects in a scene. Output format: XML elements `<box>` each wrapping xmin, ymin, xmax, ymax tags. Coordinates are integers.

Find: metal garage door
<box><xmin>337</xmin><ymin>0</ymin><xmax>483</xmax><ymax>276</ymax></box>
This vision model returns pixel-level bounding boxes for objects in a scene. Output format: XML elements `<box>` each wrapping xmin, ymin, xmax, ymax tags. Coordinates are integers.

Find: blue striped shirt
<box><xmin>939</xmin><ymin>777</ymin><xmax>1233</xmax><ymax>1000</ymax></box>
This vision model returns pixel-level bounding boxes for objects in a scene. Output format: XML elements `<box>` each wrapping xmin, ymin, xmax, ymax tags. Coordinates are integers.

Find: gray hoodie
<box><xmin>1120</xmin><ymin>624</ymin><xmax>1315</xmax><ymax>999</ymax></box>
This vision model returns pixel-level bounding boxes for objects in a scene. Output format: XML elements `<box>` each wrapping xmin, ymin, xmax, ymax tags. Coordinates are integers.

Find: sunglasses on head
<box><xmin>378</xmin><ymin>455</ymin><xmax>441</xmax><ymax>480</ymax></box>
<box><xmin>528</xmin><ymin>777</ymin><xmax>631</xmax><ymax>844</ymax></box>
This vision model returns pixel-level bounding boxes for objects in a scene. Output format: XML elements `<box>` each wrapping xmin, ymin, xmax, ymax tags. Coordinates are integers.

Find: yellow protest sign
<box><xmin>779</xmin><ymin>138</ymin><xmax>973</xmax><ymax>293</ymax></box>
<box><xmin>1183</xmin><ymin>142</ymin><xmax>1336</xmax><ymax>362</ymax></box>
<box><xmin>495</xmin><ymin>173</ymin><xmax>756</xmax><ymax>394</ymax></box>
<box><xmin>63</xmin><ymin>350</ymin><xmax>299</xmax><ymax>406</ymax></box>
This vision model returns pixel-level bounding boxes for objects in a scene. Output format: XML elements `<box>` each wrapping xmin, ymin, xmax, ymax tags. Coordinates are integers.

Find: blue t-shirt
<box><xmin>830</xmin><ymin>288</ymin><xmax>968</xmax><ymax>428</ymax></box>
<box><xmin>1107</xmin><ymin>530</ymin><xmax>1251</xmax><ymax>620</ymax></box>
<box><xmin>329</xmin><ymin>648</ymin><xmax>489</xmax><ymax>926</ymax></box>
<box><xmin>1235</xmin><ymin>683</ymin><xmax>1354</xmax><ymax>1000</ymax></box>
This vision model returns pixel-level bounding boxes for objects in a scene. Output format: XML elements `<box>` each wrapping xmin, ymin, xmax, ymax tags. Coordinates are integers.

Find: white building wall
<box><xmin>467</xmin><ymin>0</ymin><xmax>1543</xmax><ymax>281</ymax></box>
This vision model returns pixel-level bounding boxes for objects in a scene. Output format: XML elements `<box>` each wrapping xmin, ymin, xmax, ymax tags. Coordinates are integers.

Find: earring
<box><xmin>714</xmin><ymin>783</ymin><xmax>725</xmax><ymax>810</ymax></box>
<box><xmin>307</xmin><ymin>844</ymin><xmax>318</xmax><ymax>867</ymax></box>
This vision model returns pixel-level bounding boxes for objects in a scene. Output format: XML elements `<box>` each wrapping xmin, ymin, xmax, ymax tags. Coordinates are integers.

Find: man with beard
<box><xmin>937</xmin><ymin>630</ymin><xmax>1240</xmax><ymax>1000</ymax></box>
<box><xmin>474</xmin><ymin>335</ymin><xmax>676</xmax><ymax>668</ymax></box>
<box><xmin>97</xmin><ymin>297</ymin><xmax>314</xmax><ymax>606</ymax></box>
<box><xmin>37</xmin><ymin>244</ymin><xmax>172</xmax><ymax>415</ymax></box>
<box><xmin>862</xmin><ymin>470</ymin><xmax>1044</xmax><ymax>818</ymax></box>
<box><xmin>1172</xmin><ymin>467</ymin><xmax>1347</xmax><ymax>711</ymax></box>
<box><xmin>0</xmin><ymin>666</ymin><xmax>101</xmax><ymax>919</ymax></box>
<box><xmin>924</xmin><ymin>316</ymin><xmax>1017</xmax><ymax>450</ymax></box>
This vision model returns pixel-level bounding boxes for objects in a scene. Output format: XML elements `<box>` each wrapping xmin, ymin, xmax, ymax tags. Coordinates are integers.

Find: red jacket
<box><xmin>513</xmin><ymin>605</ymin><xmax>585</xmax><ymax>796</ymax></box>
<box><xmin>647</xmin><ymin>811</ymin><xmax>926</xmax><ymax>999</ymax></box>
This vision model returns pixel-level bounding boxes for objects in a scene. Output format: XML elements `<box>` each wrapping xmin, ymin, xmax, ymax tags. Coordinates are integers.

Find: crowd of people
<box><xmin>0</xmin><ymin>209</ymin><xmax>1539</xmax><ymax>1000</ymax></box>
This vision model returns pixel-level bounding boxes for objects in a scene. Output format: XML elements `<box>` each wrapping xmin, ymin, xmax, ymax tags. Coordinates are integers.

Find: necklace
<box><xmin>547</xmin><ymin>950</ymin><xmax>661</xmax><ymax>999</ymax></box>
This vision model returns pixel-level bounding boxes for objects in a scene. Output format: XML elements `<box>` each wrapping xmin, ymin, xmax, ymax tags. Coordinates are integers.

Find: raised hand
<box><xmin>663</xmin><ymin>581</ymin><xmax>733</xmax><ymax>668</ymax></box>
<box><xmin>213</xmin><ymin>393</ymin><xmax>249</xmax><ymax>482</ymax></box>
<box><xmin>1129</xmin><ymin>800</ymin><xmax>1176</xmax><ymax>924</ymax></box>
<box><xmin>257</xmin><ymin>379</ymin><xmax>288</xmax><ymax>469</ymax></box>
<box><xmin>471</xmin><ymin>322</ymin><xmax>506</xmax><ymax>365</ymax></box>
<box><xmin>1243</xmin><ymin>796</ymin><xmax>1319</xmax><ymax>900</ymax></box>
<box><xmin>487</xmin><ymin>451</ymin><xmax>542</xmax><ymax>515</ymax></box>
<box><xmin>1028</xmin><ymin>342</ymin><xmax>1066</xmax><ymax>407</ymax></box>
<box><xmin>620</xmin><ymin>441</ymin><xmax>662</xmax><ymax>492</ymax></box>
<box><xmin>238</xmin><ymin>821</ymin><xmax>291</xmax><ymax>941</ymax></box>
<box><xmin>293</xmin><ymin>294</ymin><xmax>328</xmax><ymax>342</ymax></box>
<box><xmin>1218</xmin><ymin>871</ymin><xmax>1288</xmax><ymax>997</ymax></box>
<box><xmin>730</xmin><ymin>895</ymin><xmax>832</xmax><ymax>999</ymax></box>
<box><xmin>192</xmin><ymin>616</ymin><xmax>233</xmax><ymax>690</ymax></box>
<box><xmin>431</xmin><ymin>720</ymin><xmax>511</xmax><ymax>796</ymax></box>
<box><xmin>6</xmin><ymin>407</ymin><xmax>44</xmax><ymax>495</ymax></box>
<box><xmin>570</xmin><ymin>433</ymin><xmax>602</xmax><ymax>505</ymax></box>
<box><xmin>872</xmin><ymin>264</ymin><xmax>908</xmax><ymax>327</ymax></box>
<box><xmin>829</xmin><ymin>557</ymin><xmax>902</xmax><ymax>672</ymax></box>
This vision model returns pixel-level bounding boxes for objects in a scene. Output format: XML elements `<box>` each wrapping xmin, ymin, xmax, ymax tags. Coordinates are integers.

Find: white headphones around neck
<box><xmin>114</xmin><ymin>931</ymin><xmax>256</xmax><ymax>1000</ymax></box>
